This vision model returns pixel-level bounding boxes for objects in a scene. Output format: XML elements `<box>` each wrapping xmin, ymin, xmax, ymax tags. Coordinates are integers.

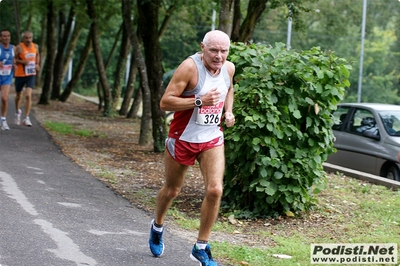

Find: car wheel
<box><xmin>386</xmin><ymin>166</ymin><xmax>400</xmax><ymax>181</ymax></box>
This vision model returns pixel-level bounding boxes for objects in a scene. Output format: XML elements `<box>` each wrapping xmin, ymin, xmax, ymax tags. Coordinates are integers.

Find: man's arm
<box><xmin>224</xmin><ymin>61</ymin><xmax>236</xmax><ymax>128</ymax></box>
<box><xmin>12</xmin><ymin>45</ymin><xmax>17</xmax><ymax>69</ymax></box>
<box><xmin>160</xmin><ymin>58</ymin><xmax>198</xmax><ymax>112</ymax></box>
<box><xmin>14</xmin><ymin>45</ymin><xmax>28</xmax><ymax>65</ymax></box>
<box><xmin>35</xmin><ymin>44</ymin><xmax>40</xmax><ymax>71</ymax></box>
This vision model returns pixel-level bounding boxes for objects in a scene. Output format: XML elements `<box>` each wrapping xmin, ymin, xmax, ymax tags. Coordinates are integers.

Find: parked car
<box><xmin>326</xmin><ymin>103</ymin><xmax>400</xmax><ymax>181</ymax></box>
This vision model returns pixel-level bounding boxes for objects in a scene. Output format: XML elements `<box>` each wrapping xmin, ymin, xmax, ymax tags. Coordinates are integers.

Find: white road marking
<box><xmin>88</xmin><ymin>229</ymin><xmax>146</xmax><ymax>236</ymax></box>
<box><xmin>35</xmin><ymin>219</ymin><xmax>97</xmax><ymax>266</ymax></box>
<box><xmin>0</xmin><ymin>171</ymin><xmax>38</xmax><ymax>216</ymax></box>
<box><xmin>0</xmin><ymin>171</ymin><xmax>97</xmax><ymax>265</ymax></box>
<box><xmin>58</xmin><ymin>202</ymin><xmax>82</xmax><ymax>208</ymax></box>
<box><xmin>26</xmin><ymin>166</ymin><xmax>42</xmax><ymax>170</ymax></box>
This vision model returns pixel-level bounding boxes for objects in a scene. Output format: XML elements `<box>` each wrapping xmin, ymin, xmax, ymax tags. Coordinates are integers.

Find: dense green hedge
<box><xmin>223</xmin><ymin>42</ymin><xmax>351</xmax><ymax>218</ymax></box>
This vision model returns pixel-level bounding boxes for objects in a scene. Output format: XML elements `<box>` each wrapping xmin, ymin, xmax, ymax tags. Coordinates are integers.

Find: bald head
<box><xmin>202</xmin><ymin>30</ymin><xmax>230</xmax><ymax>47</ymax></box>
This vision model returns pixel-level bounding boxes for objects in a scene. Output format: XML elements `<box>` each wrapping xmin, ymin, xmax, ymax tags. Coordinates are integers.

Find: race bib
<box><xmin>25</xmin><ymin>62</ymin><xmax>36</xmax><ymax>75</ymax></box>
<box><xmin>196</xmin><ymin>101</ymin><xmax>224</xmax><ymax>126</ymax></box>
<box><xmin>0</xmin><ymin>65</ymin><xmax>12</xmax><ymax>76</ymax></box>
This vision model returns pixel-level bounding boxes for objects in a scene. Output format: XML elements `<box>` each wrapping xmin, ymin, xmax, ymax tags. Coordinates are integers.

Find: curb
<box><xmin>323</xmin><ymin>162</ymin><xmax>400</xmax><ymax>190</ymax></box>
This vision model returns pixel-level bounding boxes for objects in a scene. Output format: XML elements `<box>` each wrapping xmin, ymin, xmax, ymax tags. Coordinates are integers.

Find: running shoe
<box><xmin>190</xmin><ymin>244</ymin><xmax>218</xmax><ymax>266</ymax></box>
<box><xmin>149</xmin><ymin>219</ymin><xmax>164</xmax><ymax>257</ymax></box>
<box><xmin>15</xmin><ymin>109</ymin><xmax>21</xmax><ymax>125</ymax></box>
<box><xmin>1</xmin><ymin>119</ymin><xmax>10</xmax><ymax>130</ymax></box>
<box><xmin>22</xmin><ymin>117</ymin><xmax>32</xmax><ymax>127</ymax></box>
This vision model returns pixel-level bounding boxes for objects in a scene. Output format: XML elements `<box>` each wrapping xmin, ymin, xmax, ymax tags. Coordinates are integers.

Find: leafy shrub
<box><xmin>223</xmin><ymin>42</ymin><xmax>351</xmax><ymax>218</ymax></box>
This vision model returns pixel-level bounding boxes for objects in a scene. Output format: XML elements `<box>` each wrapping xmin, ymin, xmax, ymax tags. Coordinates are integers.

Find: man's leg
<box><xmin>196</xmin><ymin>145</ymin><xmax>225</xmax><ymax>242</ymax></box>
<box><xmin>155</xmin><ymin>151</ymin><xmax>188</xmax><ymax>225</ymax></box>
<box><xmin>149</xmin><ymin>150</ymin><xmax>188</xmax><ymax>257</ymax></box>
<box><xmin>24</xmin><ymin>87</ymin><xmax>32</xmax><ymax>117</ymax></box>
<box><xmin>0</xmin><ymin>85</ymin><xmax>10</xmax><ymax>117</ymax></box>
<box><xmin>189</xmin><ymin>145</ymin><xmax>224</xmax><ymax>265</ymax></box>
<box><xmin>15</xmin><ymin>90</ymin><xmax>22</xmax><ymax>114</ymax></box>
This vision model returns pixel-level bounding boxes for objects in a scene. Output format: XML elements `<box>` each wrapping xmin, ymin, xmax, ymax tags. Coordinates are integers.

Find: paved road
<box><xmin>0</xmin><ymin>98</ymin><xmax>195</xmax><ymax>266</ymax></box>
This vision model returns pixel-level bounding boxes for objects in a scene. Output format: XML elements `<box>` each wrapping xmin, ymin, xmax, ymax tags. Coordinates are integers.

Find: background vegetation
<box><xmin>223</xmin><ymin>42</ymin><xmax>350</xmax><ymax>217</ymax></box>
<box><xmin>0</xmin><ymin>0</ymin><xmax>398</xmax><ymax>105</ymax></box>
<box><xmin>0</xmin><ymin>0</ymin><xmax>399</xmax><ymax>216</ymax></box>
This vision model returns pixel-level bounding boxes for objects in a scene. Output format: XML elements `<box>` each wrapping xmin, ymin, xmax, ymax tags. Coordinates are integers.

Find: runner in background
<box><xmin>14</xmin><ymin>31</ymin><xmax>40</xmax><ymax>127</ymax></box>
<box><xmin>0</xmin><ymin>29</ymin><xmax>16</xmax><ymax>130</ymax></box>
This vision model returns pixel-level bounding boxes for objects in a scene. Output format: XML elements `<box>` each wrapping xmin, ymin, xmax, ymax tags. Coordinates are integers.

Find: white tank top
<box><xmin>168</xmin><ymin>53</ymin><xmax>231</xmax><ymax>143</ymax></box>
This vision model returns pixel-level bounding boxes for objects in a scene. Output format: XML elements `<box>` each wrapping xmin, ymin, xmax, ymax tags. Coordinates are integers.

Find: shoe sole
<box><xmin>149</xmin><ymin>242</ymin><xmax>164</xmax><ymax>257</ymax></box>
<box><xmin>190</xmin><ymin>254</ymin><xmax>203</xmax><ymax>265</ymax></box>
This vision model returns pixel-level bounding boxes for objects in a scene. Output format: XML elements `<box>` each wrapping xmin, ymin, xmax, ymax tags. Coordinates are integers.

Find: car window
<box><xmin>332</xmin><ymin>106</ymin><xmax>351</xmax><ymax>131</ymax></box>
<box><xmin>349</xmin><ymin>109</ymin><xmax>377</xmax><ymax>135</ymax></box>
<box><xmin>379</xmin><ymin>111</ymin><xmax>400</xmax><ymax>136</ymax></box>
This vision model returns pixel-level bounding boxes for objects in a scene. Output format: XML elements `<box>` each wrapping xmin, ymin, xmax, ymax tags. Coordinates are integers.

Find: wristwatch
<box><xmin>195</xmin><ymin>96</ymin><xmax>202</xmax><ymax>108</ymax></box>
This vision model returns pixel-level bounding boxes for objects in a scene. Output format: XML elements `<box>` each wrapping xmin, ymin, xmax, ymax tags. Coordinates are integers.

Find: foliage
<box><xmin>223</xmin><ymin>42</ymin><xmax>351</xmax><ymax>218</ymax></box>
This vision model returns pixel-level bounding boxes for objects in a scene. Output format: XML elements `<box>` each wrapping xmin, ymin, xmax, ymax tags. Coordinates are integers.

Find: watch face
<box><xmin>195</xmin><ymin>99</ymin><xmax>202</xmax><ymax>106</ymax></box>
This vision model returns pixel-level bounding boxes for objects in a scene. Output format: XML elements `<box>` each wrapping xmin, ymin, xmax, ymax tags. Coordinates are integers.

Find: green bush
<box><xmin>223</xmin><ymin>42</ymin><xmax>351</xmax><ymax>218</ymax></box>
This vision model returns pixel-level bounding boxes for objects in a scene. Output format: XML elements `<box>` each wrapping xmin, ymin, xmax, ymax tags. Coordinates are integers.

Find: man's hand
<box><xmin>201</xmin><ymin>88</ymin><xmax>221</xmax><ymax>106</ymax></box>
<box><xmin>224</xmin><ymin>111</ymin><xmax>235</xmax><ymax>127</ymax></box>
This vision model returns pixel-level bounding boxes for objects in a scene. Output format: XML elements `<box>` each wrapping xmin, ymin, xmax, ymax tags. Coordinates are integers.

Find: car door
<box><xmin>332</xmin><ymin>107</ymin><xmax>378</xmax><ymax>174</ymax></box>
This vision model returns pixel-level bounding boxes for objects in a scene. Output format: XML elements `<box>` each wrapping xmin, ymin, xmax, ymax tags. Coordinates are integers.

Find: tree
<box><xmin>111</xmin><ymin>23</ymin><xmax>130</xmax><ymax>110</ymax></box>
<box><xmin>59</xmin><ymin>32</ymin><xmax>92</xmax><ymax>102</ymax></box>
<box><xmin>51</xmin><ymin>5</ymin><xmax>76</xmax><ymax>100</ymax></box>
<box><xmin>137</xmin><ymin>0</ymin><xmax>166</xmax><ymax>151</ymax></box>
<box><xmin>219</xmin><ymin>0</ymin><xmax>234</xmax><ymax>35</ymax></box>
<box><xmin>122</xmin><ymin>0</ymin><xmax>152</xmax><ymax>145</ymax></box>
<box><xmin>38</xmin><ymin>0</ymin><xmax>57</xmax><ymax>105</ymax></box>
<box><xmin>86</xmin><ymin>0</ymin><xmax>112</xmax><ymax>116</ymax></box>
<box><xmin>233</xmin><ymin>0</ymin><xmax>268</xmax><ymax>42</ymax></box>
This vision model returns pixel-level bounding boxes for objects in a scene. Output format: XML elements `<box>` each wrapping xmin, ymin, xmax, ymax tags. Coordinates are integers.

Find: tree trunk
<box><xmin>158</xmin><ymin>4</ymin><xmax>177</xmax><ymax>39</ymax></box>
<box><xmin>138</xmin><ymin>0</ymin><xmax>166</xmax><ymax>151</ymax></box>
<box><xmin>87</xmin><ymin>0</ymin><xmax>112</xmax><ymax>117</ymax></box>
<box><xmin>51</xmin><ymin>7</ymin><xmax>75</xmax><ymax>100</ymax></box>
<box><xmin>219</xmin><ymin>0</ymin><xmax>234</xmax><ymax>36</ymax></box>
<box><xmin>36</xmin><ymin>17</ymin><xmax>47</xmax><ymax>88</ymax></box>
<box><xmin>62</xmin><ymin>22</ymin><xmax>82</xmax><ymax>79</ymax></box>
<box><xmin>127</xmin><ymin>86</ymin><xmax>142</xmax><ymax>119</ymax></box>
<box><xmin>39</xmin><ymin>0</ymin><xmax>57</xmax><ymax>105</ymax></box>
<box><xmin>24</xmin><ymin>0</ymin><xmax>34</xmax><ymax>33</ymax></box>
<box><xmin>12</xmin><ymin>0</ymin><xmax>20</xmax><ymax>40</ymax></box>
<box><xmin>119</xmin><ymin>52</ymin><xmax>138</xmax><ymax>116</ymax></box>
<box><xmin>238</xmin><ymin>0</ymin><xmax>268</xmax><ymax>42</ymax></box>
<box><xmin>112</xmin><ymin>26</ymin><xmax>130</xmax><ymax>110</ymax></box>
<box><xmin>94</xmin><ymin>23</ymin><xmax>122</xmax><ymax>111</ymax></box>
<box><xmin>231</xmin><ymin>0</ymin><xmax>241</xmax><ymax>41</ymax></box>
<box><xmin>59</xmin><ymin>33</ymin><xmax>92</xmax><ymax>102</ymax></box>
<box><xmin>122</xmin><ymin>0</ymin><xmax>152</xmax><ymax>146</ymax></box>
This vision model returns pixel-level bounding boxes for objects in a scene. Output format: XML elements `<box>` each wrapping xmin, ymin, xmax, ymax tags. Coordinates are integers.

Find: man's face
<box><xmin>22</xmin><ymin>33</ymin><xmax>33</xmax><ymax>45</ymax></box>
<box><xmin>201</xmin><ymin>37</ymin><xmax>230</xmax><ymax>71</ymax></box>
<box><xmin>1</xmin><ymin>31</ymin><xmax>11</xmax><ymax>45</ymax></box>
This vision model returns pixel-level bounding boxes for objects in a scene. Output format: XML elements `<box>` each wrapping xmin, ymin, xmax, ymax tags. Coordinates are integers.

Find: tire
<box><xmin>386</xmin><ymin>166</ymin><xmax>400</xmax><ymax>181</ymax></box>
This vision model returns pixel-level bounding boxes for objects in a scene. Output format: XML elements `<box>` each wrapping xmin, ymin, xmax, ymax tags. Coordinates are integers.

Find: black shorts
<box><xmin>15</xmin><ymin>76</ymin><xmax>36</xmax><ymax>92</ymax></box>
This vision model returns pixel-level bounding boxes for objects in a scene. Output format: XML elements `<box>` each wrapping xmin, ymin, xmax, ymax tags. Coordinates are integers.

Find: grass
<box><xmin>40</xmin><ymin>111</ymin><xmax>399</xmax><ymax>265</ymax></box>
<box><xmin>44</xmin><ymin>121</ymin><xmax>102</xmax><ymax>137</ymax></box>
<box><xmin>169</xmin><ymin>174</ymin><xmax>400</xmax><ymax>266</ymax></box>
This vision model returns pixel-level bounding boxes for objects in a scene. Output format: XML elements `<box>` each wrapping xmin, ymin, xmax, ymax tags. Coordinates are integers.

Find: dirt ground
<box><xmin>31</xmin><ymin>92</ymin><xmax>338</xmax><ymax>252</ymax></box>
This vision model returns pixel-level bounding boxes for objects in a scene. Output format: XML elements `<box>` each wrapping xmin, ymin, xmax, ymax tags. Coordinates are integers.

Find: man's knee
<box><xmin>163</xmin><ymin>185</ymin><xmax>181</xmax><ymax>200</ymax></box>
<box><xmin>206</xmin><ymin>185</ymin><xmax>223</xmax><ymax>200</ymax></box>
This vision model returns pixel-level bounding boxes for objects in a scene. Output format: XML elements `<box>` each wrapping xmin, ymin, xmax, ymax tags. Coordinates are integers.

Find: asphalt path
<box><xmin>0</xmin><ymin>98</ymin><xmax>196</xmax><ymax>266</ymax></box>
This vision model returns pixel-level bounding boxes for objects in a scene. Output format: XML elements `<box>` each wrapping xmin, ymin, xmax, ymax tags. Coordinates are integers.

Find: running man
<box><xmin>0</xmin><ymin>29</ymin><xmax>15</xmax><ymax>130</ymax></box>
<box><xmin>14</xmin><ymin>31</ymin><xmax>40</xmax><ymax>127</ymax></box>
<box><xmin>149</xmin><ymin>30</ymin><xmax>235</xmax><ymax>266</ymax></box>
